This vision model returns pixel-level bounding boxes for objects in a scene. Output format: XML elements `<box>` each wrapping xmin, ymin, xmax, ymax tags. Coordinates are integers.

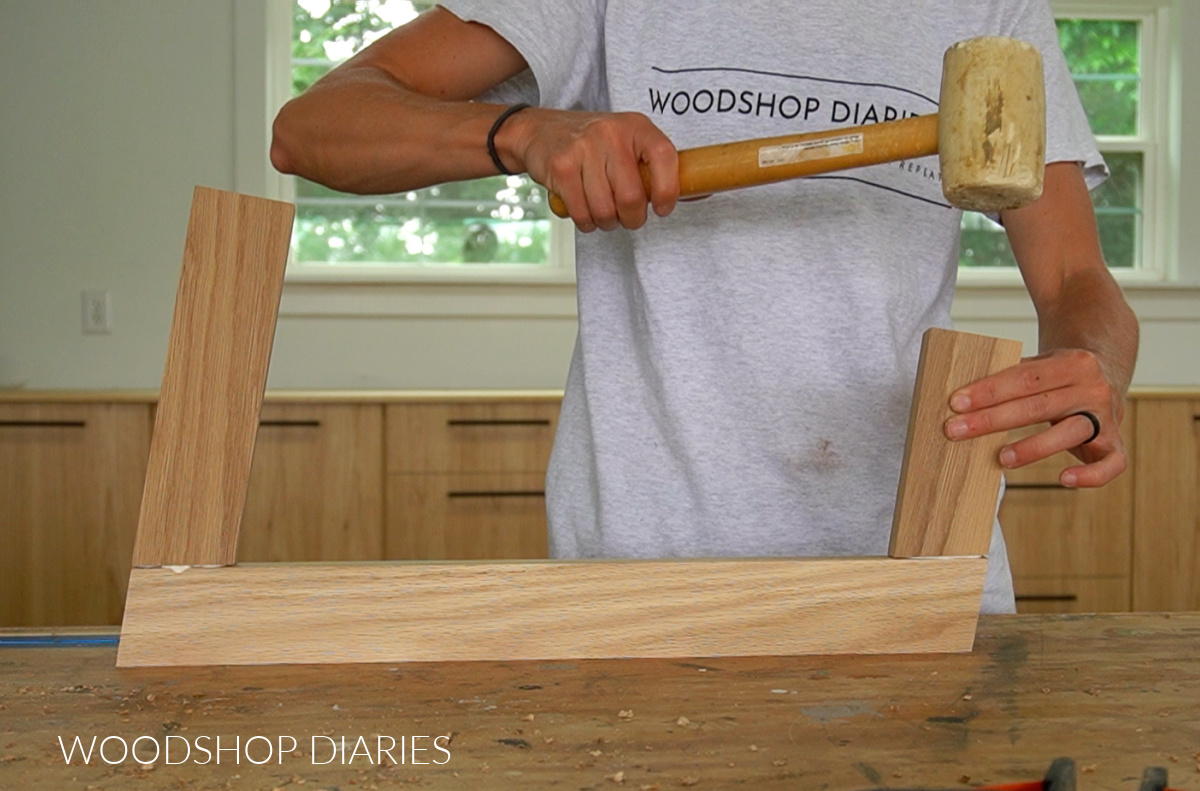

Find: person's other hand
<box><xmin>943</xmin><ymin>348</ymin><xmax>1127</xmax><ymax>487</ymax></box>
<box><xmin>499</xmin><ymin>109</ymin><xmax>679</xmax><ymax>232</ymax></box>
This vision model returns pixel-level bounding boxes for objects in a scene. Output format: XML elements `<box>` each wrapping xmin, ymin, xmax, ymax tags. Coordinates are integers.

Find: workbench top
<box><xmin>1</xmin><ymin>614</ymin><xmax>1197</xmax><ymax>790</ymax></box>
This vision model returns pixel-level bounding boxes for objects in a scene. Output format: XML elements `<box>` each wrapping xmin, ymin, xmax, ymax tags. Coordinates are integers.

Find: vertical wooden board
<box><xmin>889</xmin><ymin>329</ymin><xmax>1022</xmax><ymax>558</ymax></box>
<box><xmin>1132</xmin><ymin>399</ymin><xmax>1200</xmax><ymax>610</ymax></box>
<box><xmin>131</xmin><ymin>187</ymin><xmax>294</xmax><ymax>567</ymax></box>
<box><xmin>238</xmin><ymin>404</ymin><xmax>385</xmax><ymax>562</ymax></box>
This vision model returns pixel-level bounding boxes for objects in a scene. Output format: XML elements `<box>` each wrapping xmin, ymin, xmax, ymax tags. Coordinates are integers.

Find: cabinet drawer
<box><xmin>1012</xmin><ymin>577</ymin><xmax>1129</xmax><ymax>613</ymax></box>
<box><xmin>0</xmin><ymin>403</ymin><xmax>152</xmax><ymax>626</ymax></box>
<box><xmin>386</xmin><ymin>474</ymin><xmax>549</xmax><ymax>560</ymax></box>
<box><xmin>239</xmin><ymin>404</ymin><xmax>384</xmax><ymax>562</ymax></box>
<box><xmin>999</xmin><ymin>482</ymin><xmax>1130</xmax><ymax>578</ymax></box>
<box><xmin>387</xmin><ymin>402</ymin><xmax>559</xmax><ymax>473</ymax></box>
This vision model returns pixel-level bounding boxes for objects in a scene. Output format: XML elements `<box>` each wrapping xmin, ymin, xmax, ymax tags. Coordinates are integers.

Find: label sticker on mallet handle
<box><xmin>758</xmin><ymin>133</ymin><xmax>864</xmax><ymax>168</ymax></box>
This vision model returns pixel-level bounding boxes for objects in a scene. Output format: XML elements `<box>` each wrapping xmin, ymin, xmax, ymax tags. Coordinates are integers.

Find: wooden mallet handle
<box><xmin>547</xmin><ymin>115</ymin><xmax>938</xmax><ymax>218</ymax></box>
<box><xmin>546</xmin><ymin>36</ymin><xmax>1045</xmax><ymax>218</ymax></box>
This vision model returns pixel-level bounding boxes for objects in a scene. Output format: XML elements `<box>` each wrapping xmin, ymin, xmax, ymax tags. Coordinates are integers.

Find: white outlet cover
<box><xmin>81</xmin><ymin>290</ymin><xmax>111</xmax><ymax>334</ymax></box>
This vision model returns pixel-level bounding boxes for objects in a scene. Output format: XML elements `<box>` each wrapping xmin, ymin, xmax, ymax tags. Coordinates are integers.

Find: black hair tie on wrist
<box><xmin>1071</xmin><ymin>411</ymin><xmax>1102</xmax><ymax>444</ymax></box>
<box><xmin>487</xmin><ymin>103</ymin><xmax>531</xmax><ymax>176</ymax></box>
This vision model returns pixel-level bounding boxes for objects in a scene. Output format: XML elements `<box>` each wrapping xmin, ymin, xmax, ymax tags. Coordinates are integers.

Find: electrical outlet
<box><xmin>82</xmin><ymin>290</ymin><xmax>112</xmax><ymax>334</ymax></box>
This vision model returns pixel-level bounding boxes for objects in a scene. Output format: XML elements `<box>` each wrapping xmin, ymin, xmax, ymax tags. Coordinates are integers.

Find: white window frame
<box><xmin>958</xmin><ymin>0</ymin><xmax>1176</xmax><ymax>287</ymax></box>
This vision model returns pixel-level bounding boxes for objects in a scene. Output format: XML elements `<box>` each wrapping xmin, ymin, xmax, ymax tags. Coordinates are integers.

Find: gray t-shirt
<box><xmin>440</xmin><ymin>0</ymin><xmax>1105</xmax><ymax>613</ymax></box>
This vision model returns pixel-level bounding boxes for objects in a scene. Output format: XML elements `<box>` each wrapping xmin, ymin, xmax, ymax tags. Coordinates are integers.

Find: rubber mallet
<box><xmin>547</xmin><ymin>36</ymin><xmax>1045</xmax><ymax>216</ymax></box>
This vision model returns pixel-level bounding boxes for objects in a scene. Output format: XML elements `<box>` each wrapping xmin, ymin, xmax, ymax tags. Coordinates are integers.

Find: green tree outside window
<box><xmin>291</xmin><ymin>0</ymin><xmax>551</xmax><ymax>268</ymax></box>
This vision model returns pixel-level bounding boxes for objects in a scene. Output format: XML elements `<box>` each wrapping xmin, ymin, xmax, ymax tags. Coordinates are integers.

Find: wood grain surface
<box><xmin>550</xmin><ymin>115</ymin><xmax>938</xmax><ymax>215</ymax></box>
<box><xmin>131</xmin><ymin>187</ymin><xmax>294</xmax><ymax>568</ymax></box>
<box><xmin>938</xmin><ymin>37</ymin><xmax>1046</xmax><ymax>212</ymax></box>
<box><xmin>117</xmin><ymin>557</ymin><xmax>985</xmax><ymax>666</ymax></box>
<box><xmin>238</xmin><ymin>403</ymin><xmax>385</xmax><ymax>563</ymax></box>
<box><xmin>386</xmin><ymin>473</ymin><xmax>550</xmax><ymax>560</ymax></box>
<box><xmin>4</xmin><ymin>613</ymin><xmax>1198</xmax><ymax>791</ymax></box>
<box><xmin>890</xmin><ymin>329</ymin><xmax>1023</xmax><ymax>558</ymax></box>
<box><xmin>0</xmin><ymin>403</ymin><xmax>152</xmax><ymax>626</ymax></box>
<box><xmin>1133</xmin><ymin>399</ymin><xmax>1200</xmax><ymax>610</ymax></box>
<box><xmin>386</xmin><ymin>401</ymin><xmax>559</xmax><ymax>474</ymax></box>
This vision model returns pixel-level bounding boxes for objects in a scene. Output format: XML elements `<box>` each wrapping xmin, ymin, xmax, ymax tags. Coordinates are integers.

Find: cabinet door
<box><xmin>238</xmin><ymin>404</ymin><xmax>384</xmax><ymax>562</ymax></box>
<box><xmin>999</xmin><ymin>415</ymin><xmax>1134</xmax><ymax>613</ymax></box>
<box><xmin>387</xmin><ymin>474</ymin><xmax>549</xmax><ymax>560</ymax></box>
<box><xmin>1133</xmin><ymin>399</ymin><xmax>1200</xmax><ymax>611</ymax></box>
<box><xmin>0</xmin><ymin>403</ymin><xmax>152</xmax><ymax>626</ymax></box>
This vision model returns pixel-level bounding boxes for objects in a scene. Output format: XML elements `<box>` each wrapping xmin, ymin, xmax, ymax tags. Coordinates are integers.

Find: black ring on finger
<box><xmin>1070</xmin><ymin>411</ymin><xmax>1102</xmax><ymax>444</ymax></box>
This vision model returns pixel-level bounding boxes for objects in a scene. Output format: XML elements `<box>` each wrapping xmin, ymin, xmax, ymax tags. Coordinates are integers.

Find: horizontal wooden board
<box><xmin>117</xmin><ymin>557</ymin><xmax>985</xmax><ymax>666</ymax></box>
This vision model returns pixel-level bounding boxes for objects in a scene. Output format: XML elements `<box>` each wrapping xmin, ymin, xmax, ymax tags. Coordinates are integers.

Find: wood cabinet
<box><xmin>0</xmin><ymin>401</ymin><xmax>152</xmax><ymax>626</ymax></box>
<box><xmin>998</xmin><ymin>415</ymin><xmax>1135</xmax><ymax>613</ymax></box>
<box><xmin>238</xmin><ymin>403</ymin><xmax>384</xmax><ymax>562</ymax></box>
<box><xmin>998</xmin><ymin>410</ymin><xmax>1137</xmax><ymax>614</ymax></box>
<box><xmin>3</xmin><ymin>390</ymin><xmax>1195</xmax><ymax>627</ymax></box>
<box><xmin>1133</xmin><ymin>398</ymin><xmax>1200</xmax><ymax>611</ymax></box>
<box><xmin>384</xmin><ymin>400</ymin><xmax>557</xmax><ymax>560</ymax></box>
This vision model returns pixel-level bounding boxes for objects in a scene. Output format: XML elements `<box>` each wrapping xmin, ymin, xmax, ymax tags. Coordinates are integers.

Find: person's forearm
<box><xmin>1033</xmin><ymin>267</ymin><xmax>1139</xmax><ymax>402</ymax></box>
<box><xmin>270</xmin><ymin>64</ymin><xmax>508</xmax><ymax>194</ymax></box>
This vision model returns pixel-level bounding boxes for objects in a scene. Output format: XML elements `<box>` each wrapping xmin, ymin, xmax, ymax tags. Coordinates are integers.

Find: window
<box><xmin>283</xmin><ymin>0</ymin><xmax>571</xmax><ymax>283</ymax></box>
<box><xmin>959</xmin><ymin>1</ymin><xmax>1170</xmax><ymax>278</ymax></box>
<box><xmin>274</xmin><ymin>1</ymin><xmax>1170</xmax><ymax>284</ymax></box>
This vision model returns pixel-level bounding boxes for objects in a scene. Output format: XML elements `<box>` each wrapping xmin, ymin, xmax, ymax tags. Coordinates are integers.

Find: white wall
<box><xmin>1</xmin><ymin>1</ymin><xmax>1197</xmax><ymax>392</ymax></box>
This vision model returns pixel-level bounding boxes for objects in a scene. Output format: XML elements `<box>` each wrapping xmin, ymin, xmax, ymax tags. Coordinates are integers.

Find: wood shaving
<box><xmin>619</xmin><ymin>710</ymin><xmax>634</xmax><ymax>720</ymax></box>
<box><xmin>1081</xmin><ymin>766</ymin><xmax>1096</xmax><ymax>774</ymax></box>
<box><xmin>676</xmin><ymin>717</ymin><xmax>690</xmax><ymax>727</ymax></box>
<box><xmin>608</xmin><ymin>771</ymin><xmax>625</xmax><ymax>784</ymax></box>
<box><xmin>680</xmin><ymin>778</ymin><xmax>700</xmax><ymax>787</ymax></box>
<box><xmin>523</xmin><ymin>714</ymin><xmax>535</xmax><ymax>722</ymax></box>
